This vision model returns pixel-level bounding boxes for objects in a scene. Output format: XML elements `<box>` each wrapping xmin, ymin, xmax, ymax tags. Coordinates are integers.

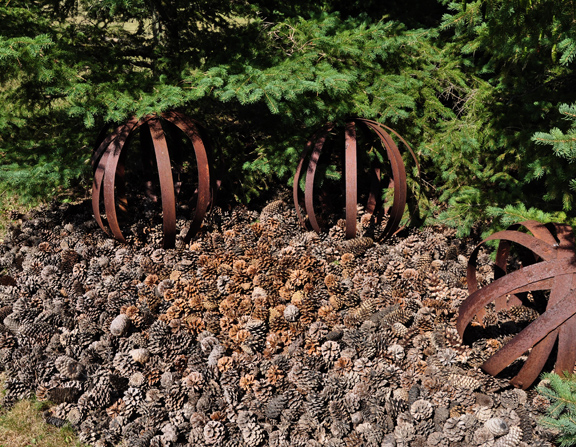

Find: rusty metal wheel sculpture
<box><xmin>91</xmin><ymin>110</ymin><xmax>211</xmax><ymax>249</ymax></box>
<box><xmin>457</xmin><ymin>220</ymin><xmax>576</xmax><ymax>389</ymax></box>
<box><xmin>293</xmin><ymin>119</ymin><xmax>419</xmax><ymax>241</ymax></box>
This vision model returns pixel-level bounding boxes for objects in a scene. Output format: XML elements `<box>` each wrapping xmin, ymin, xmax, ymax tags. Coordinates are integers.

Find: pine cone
<box><xmin>241</xmin><ymin>421</ymin><xmax>266</xmax><ymax>447</ymax></box>
<box><xmin>203</xmin><ymin>420</ymin><xmax>226</xmax><ymax>444</ymax></box>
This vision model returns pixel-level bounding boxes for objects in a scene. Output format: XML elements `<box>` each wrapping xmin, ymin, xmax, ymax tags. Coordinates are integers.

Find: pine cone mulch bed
<box><xmin>0</xmin><ymin>197</ymin><xmax>561</xmax><ymax>446</ymax></box>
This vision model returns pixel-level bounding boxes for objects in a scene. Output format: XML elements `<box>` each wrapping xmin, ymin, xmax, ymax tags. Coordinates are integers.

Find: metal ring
<box><xmin>91</xmin><ymin>112</ymin><xmax>211</xmax><ymax>248</ymax></box>
<box><xmin>293</xmin><ymin>119</ymin><xmax>418</xmax><ymax>240</ymax></box>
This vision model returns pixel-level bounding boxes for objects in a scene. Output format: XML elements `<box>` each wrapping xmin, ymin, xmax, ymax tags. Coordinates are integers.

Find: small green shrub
<box><xmin>537</xmin><ymin>372</ymin><xmax>576</xmax><ymax>447</ymax></box>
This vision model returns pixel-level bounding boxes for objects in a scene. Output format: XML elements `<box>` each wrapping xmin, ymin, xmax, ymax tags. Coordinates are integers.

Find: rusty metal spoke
<box><xmin>293</xmin><ymin>125</ymin><xmax>333</xmax><ymax>231</ymax></box>
<box><xmin>481</xmin><ymin>293</ymin><xmax>576</xmax><ymax>378</ymax></box>
<box><xmin>345</xmin><ymin>121</ymin><xmax>358</xmax><ymax>239</ymax></box>
<box><xmin>557</xmin><ymin>312</ymin><xmax>576</xmax><ymax>375</ymax></box>
<box><xmin>165</xmin><ymin>111</ymin><xmax>211</xmax><ymax>244</ymax></box>
<box><xmin>509</xmin><ymin>329</ymin><xmax>558</xmax><ymax>389</ymax></box>
<box><xmin>148</xmin><ymin>118</ymin><xmax>177</xmax><ymax>248</ymax></box>
<box><xmin>458</xmin><ymin>256</ymin><xmax>576</xmax><ymax>337</ymax></box>
<box><xmin>362</xmin><ymin>120</ymin><xmax>408</xmax><ymax>240</ymax></box>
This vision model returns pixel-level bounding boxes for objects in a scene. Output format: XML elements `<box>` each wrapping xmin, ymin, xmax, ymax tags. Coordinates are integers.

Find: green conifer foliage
<box><xmin>425</xmin><ymin>0</ymin><xmax>576</xmax><ymax>234</ymax></box>
<box><xmin>537</xmin><ymin>372</ymin><xmax>576</xmax><ymax>447</ymax></box>
<box><xmin>0</xmin><ymin>3</ymin><xmax>81</xmax><ymax>203</ymax></box>
<box><xmin>532</xmin><ymin>103</ymin><xmax>576</xmax><ymax>212</ymax></box>
<box><xmin>0</xmin><ymin>1</ymin><xmax>453</xmax><ymax>207</ymax></box>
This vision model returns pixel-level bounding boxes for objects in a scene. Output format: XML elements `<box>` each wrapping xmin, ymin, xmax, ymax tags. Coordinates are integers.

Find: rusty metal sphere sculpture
<box><xmin>91</xmin><ymin>110</ymin><xmax>211</xmax><ymax>249</ymax></box>
<box><xmin>293</xmin><ymin>119</ymin><xmax>419</xmax><ymax>241</ymax></box>
<box><xmin>458</xmin><ymin>220</ymin><xmax>576</xmax><ymax>389</ymax></box>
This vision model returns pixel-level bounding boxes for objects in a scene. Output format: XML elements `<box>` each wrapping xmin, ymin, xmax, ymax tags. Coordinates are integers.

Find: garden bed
<box><xmin>0</xmin><ymin>196</ymin><xmax>559</xmax><ymax>446</ymax></box>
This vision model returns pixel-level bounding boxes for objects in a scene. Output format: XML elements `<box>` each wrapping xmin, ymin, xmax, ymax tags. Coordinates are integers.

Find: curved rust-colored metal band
<box><xmin>549</xmin><ymin>226</ymin><xmax>576</xmax><ymax>376</ymax></box>
<box><xmin>92</xmin><ymin>148</ymin><xmax>112</xmax><ymax>236</ymax></box>
<box><xmin>467</xmin><ymin>227</ymin><xmax>557</xmax><ymax>296</ymax></box>
<box><xmin>477</xmin><ymin>277</ymin><xmax>557</xmax><ymax>324</ymax></box>
<box><xmin>115</xmin><ymin>149</ymin><xmax>128</xmax><ymax>214</ymax></box>
<box><xmin>361</xmin><ymin>119</ymin><xmax>419</xmax><ymax>236</ymax></box>
<box><xmin>360</xmin><ymin>119</ymin><xmax>420</xmax><ymax>174</ymax></box>
<box><xmin>92</xmin><ymin>119</ymin><xmax>135</xmax><ymax>220</ymax></box>
<box><xmin>554</xmin><ymin>271</ymin><xmax>576</xmax><ymax>375</ymax></box>
<box><xmin>148</xmin><ymin>119</ymin><xmax>177</xmax><ymax>248</ymax></box>
<box><xmin>362</xmin><ymin>121</ymin><xmax>407</xmax><ymax>240</ymax></box>
<box><xmin>468</xmin><ymin>276</ymin><xmax>551</xmax><ymax>323</ymax></box>
<box><xmin>493</xmin><ymin>222</ymin><xmax>568</xmax><ymax>309</ymax></box>
<box><xmin>492</xmin><ymin>229</ymin><xmax>527</xmax><ymax>310</ymax></box>
<box><xmin>465</xmin><ymin>258</ymin><xmax>501</xmax><ymax>315</ymax></box>
<box><xmin>556</xmin><ymin>313</ymin><xmax>576</xmax><ymax>375</ymax></box>
<box><xmin>197</xmin><ymin>123</ymin><xmax>223</xmax><ymax>211</ymax></box>
<box><xmin>92</xmin><ymin>127</ymin><xmax>120</xmax><ymax>171</ymax></box>
<box><xmin>488</xmin><ymin>231</ymin><xmax>559</xmax><ymax>262</ymax></box>
<box><xmin>293</xmin><ymin>125</ymin><xmax>332</xmax><ymax>231</ymax></box>
<box><xmin>556</xmin><ymin>223</ymin><xmax>576</xmax><ymax>243</ymax></box>
<box><xmin>466</xmin><ymin>238</ymin><xmax>497</xmax><ymax>322</ymax></box>
<box><xmin>358</xmin><ymin>122</ymin><xmax>400</xmax><ymax>233</ymax></box>
<box><xmin>457</xmin><ymin>256</ymin><xmax>576</xmax><ymax>337</ymax></box>
<box><xmin>380</xmin><ymin>133</ymin><xmax>406</xmax><ymax>239</ymax></box>
<box><xmin>509</xmin><ymin>329</ymin><xmax>559</xmax><ymax>389</ymax></box>
<box><xmin>481</xmin><ymin>291</ymin><xmax>576</xmax><ymax>377</ymax></box>
<box><xmin>139</xmin><ymin>121</ymin><xmax>159</xmax><ymax>201</ymax></box>
<box><xmin>493</xmin><ymin>238</ymin><xmax>520</xmax><ymax>312</ymax></box>
<box><xmin>494</xmin><ymin>221</ymin><xmax>557</xmax><ymax>247</ymax></box>
<box><xmin>293</xmin><ymin>139</ymin><xmax>316</xmax><ymax>230</ymax></box>
<box><xmin>345</xmin><ymin>121</ymin><xmax>358</xmax><ymax>239</ymax></box>
<box><xmin>93</xmin><ymin>119</ymin><xmax>140</xmax><ymax>239</ymax></box>
<box><xmin>304</xmin><ymin>131</ymin><xmax>331</xmax><ymax>234</ymax></box>
<box><xmin>494</xmin><ymin>221</ymin><xmax>557</xmax><ymax>275</ymax></box>
<box><xmin>517</xmin><ymin>221</ymin><xmax>559</xmax><ymax>246</ymax></box>
<box><xmin>505</xmin><ymin>278</ymin><xmax>555</xmax><ymax>296</ymax></box>
<box><xmin>92</xmin><ymin>117</ymin><xmax>139</xmax><ymax>171</ymax></box>
<box><xmin>103</xmin><ymin>135</ymin><xmax>129</xmax><ymax>243</ymax></box>
<box><xmin>458</xmin><ymin>273</ymin><xmax>570</xmax><ymax>339</ymax></box>
<box><xmin>488</xmin><ymin>230</ymin><xmax>560</xmax><ymax>310</ymax></box>
<box><xmin>466</xmin><ymin>244</ymin><xmax>486</xmax><ymax>295</ymax></box>
<box><xmin>162</xmin><ymin>110</ymin><xmax>212</xmax><ymax>243</ymax></box>
<box><xmin>102</xmin><ymin>115</ymin><xmax>156</xmax><ymax>243</ymax></box>
<box><xmin>505</xmin><ymin>269</ymin><xmax>572</xmax><ymax>388</ymax></box>
<box><xmin>366</xmin><ymin>167</ymin><xmax>381</xmax><ymax>215</ymax></box>
<box><xmin>466</xmin><ymin>222</ymin><xmax>558</xmax><ymax>316</ymax></box>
